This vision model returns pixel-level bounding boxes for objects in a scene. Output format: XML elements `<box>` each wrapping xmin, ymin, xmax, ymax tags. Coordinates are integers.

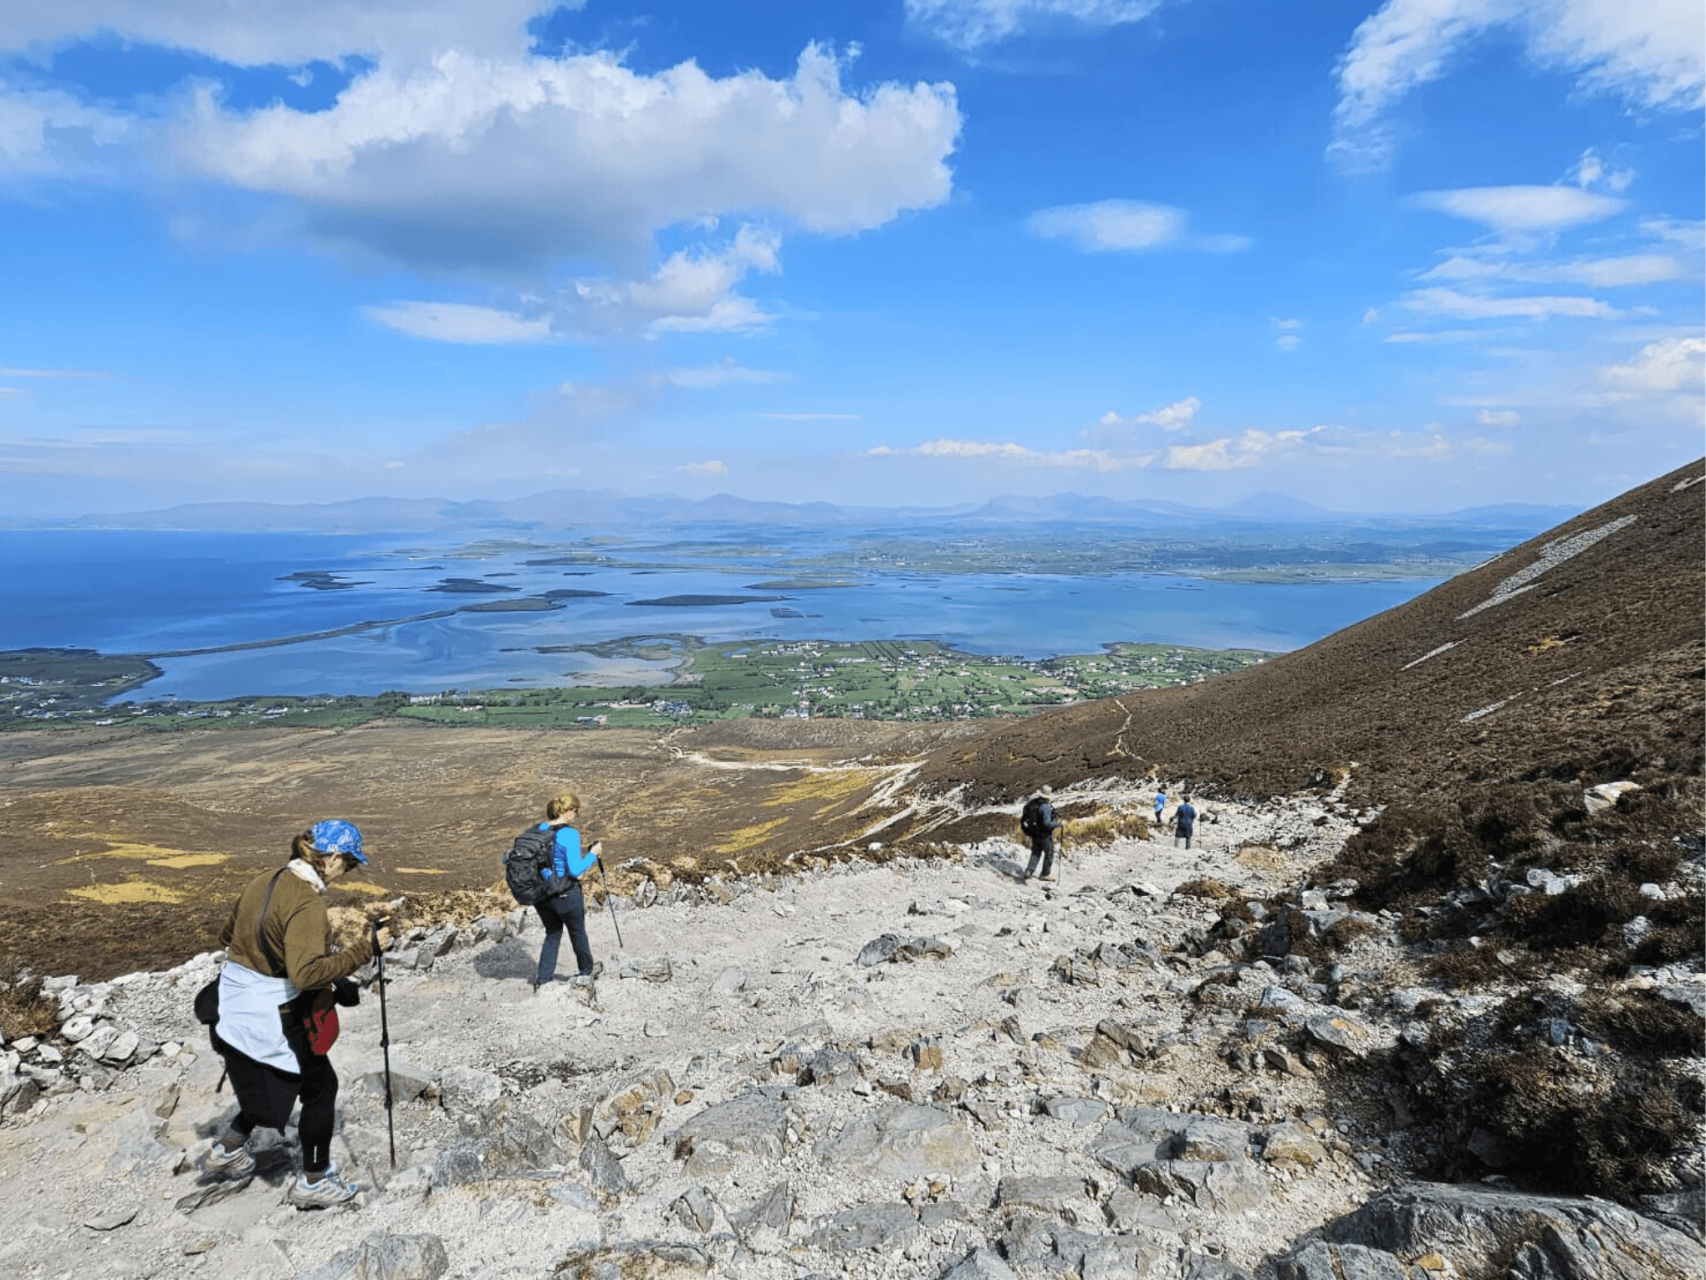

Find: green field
<box><xmin>1</xmin><ymin>638</ymin><xmax>1270</xmax><ymax>732</ymax></box>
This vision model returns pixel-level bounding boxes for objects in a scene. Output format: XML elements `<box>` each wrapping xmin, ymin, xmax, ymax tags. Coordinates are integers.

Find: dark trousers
<box><xmin>1174</xmin><ymin>825</ymin><xmax>1194</xmax><ymax>850</ymax></box>
<box><xmin>536</xmin><ymin>883</ymin><xmax>594</xmax><ymax>984</ymax></box>
<box><xmin>226</xmin><ymin>1012</ymin><xmax>339</xmax><ymax>1173</ymax></box>
<box><xmin>1024</xmin><ymin>835</ymin><xmax>1055</xmax><ymax>879</ymax></box>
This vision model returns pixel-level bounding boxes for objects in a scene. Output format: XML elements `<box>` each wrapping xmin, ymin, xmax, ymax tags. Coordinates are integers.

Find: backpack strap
<box><xmin>255</xmin><ymin>868</ymin><xmax>290</xmax><ymax>979</ymax></box>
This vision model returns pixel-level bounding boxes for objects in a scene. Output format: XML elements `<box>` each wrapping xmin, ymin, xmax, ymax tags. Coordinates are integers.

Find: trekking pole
<box><xmin>372</xmin><ymin>919</ymin><xmax>396</xmax><ymax>1168</ymax></box>
<box><xmin>595</xmin><ymin>857</ymin><xmax>624</xmax><ymax>948</ymax></box>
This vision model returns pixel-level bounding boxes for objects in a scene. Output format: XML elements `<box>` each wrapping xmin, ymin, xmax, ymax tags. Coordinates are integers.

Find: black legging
<box><xmin>228</xmin><ymin>1013</ymin><xmax>339</xmax><ymax>1173</ymax></box>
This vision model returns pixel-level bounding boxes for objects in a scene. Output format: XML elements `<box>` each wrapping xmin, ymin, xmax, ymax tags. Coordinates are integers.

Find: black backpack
<box><xmin>503</xmin><ymin>825</ymin><xmax>560</xmax><ymax>906</ymax></box>
<box><xmin>1020</xmin><ymin>797</ymin><xmax>1049</xmax><ymax>839</ymax></box>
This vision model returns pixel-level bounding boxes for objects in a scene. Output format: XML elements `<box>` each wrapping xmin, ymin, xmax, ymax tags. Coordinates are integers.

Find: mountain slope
<box><xmin>913</xmin><ymin>459</ymin><xmax>1705</xmax><ymax>813</ymax></box>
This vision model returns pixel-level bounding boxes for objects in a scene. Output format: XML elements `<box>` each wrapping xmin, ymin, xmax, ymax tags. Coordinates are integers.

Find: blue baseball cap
<box><xmin>310</xmin><ymin>819</ymin><xmax>367</xmax><ymax>865</ymax></box>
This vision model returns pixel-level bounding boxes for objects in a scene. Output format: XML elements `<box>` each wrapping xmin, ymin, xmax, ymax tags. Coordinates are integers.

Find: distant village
<box><xmin>0</xmin><ymin>638</ymin><xmax>1268</xmax><ymax>732</ymax></box>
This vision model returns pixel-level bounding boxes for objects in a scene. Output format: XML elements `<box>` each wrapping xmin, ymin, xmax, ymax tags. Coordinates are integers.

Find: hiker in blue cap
<box><xmin>204</xmin><ymin>819</ymin><xmax>392</xmax><ymax>1209</ymax></box>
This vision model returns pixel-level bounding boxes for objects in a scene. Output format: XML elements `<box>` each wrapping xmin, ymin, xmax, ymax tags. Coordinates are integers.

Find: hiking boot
<box><xmin>288</xmin><ymin>1167</ymin><xmax>358</xmax><ymax>1209</ymax></box>
<box><xmin>577</xmin><ymin>961</ymin><xmax>603</xmax><ymax>980</ymax></box>
<box><xmin>205</xmin><ymin>1141</ymin><xmax>255</xmax><ymax>1178</ymax></box>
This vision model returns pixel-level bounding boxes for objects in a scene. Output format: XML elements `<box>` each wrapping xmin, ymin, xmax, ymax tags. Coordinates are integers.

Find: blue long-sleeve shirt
<box><xmin>540</xmin><ymin>823</ymin><xmax>596</xmax><ymax>881</ymax></box>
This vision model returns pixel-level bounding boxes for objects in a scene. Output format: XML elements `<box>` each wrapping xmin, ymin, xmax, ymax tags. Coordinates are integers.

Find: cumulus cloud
<box><xmin>362</xmin><ymin>226</ymin><xmax>783</xmax><ymax>343</ymax></box>
<box><xmin>162</xmin><ymin>43</ymin><xmax>958</xmax><ymax>275</ymax></box>
<box><xmin>1600</xmin><ymin>335</ymin><xmax>1706</xmax><ymax>393</ymax></box>
<box><xmin>1409</xmin><ymin>185</ymin><xmax>1627</xmax><ymax>236</ymax></box>
<box><xmin>678</xmin><ymin>459</ymin><xmax>730</xmax><ymax>476</ymax></box>
<box><xmin>1098</xmin><ymin>396</ymin><xmax>1200</xmax><ymax>431</ymax></box>
<box><xmin>1272</xmin><ymin>317</ymin><xmax>1302</xmax><ymax>350</ymax></box>
<box><xmin>1477</xmin><ymin>408</ymin><xmax>1522</xmax><ymax>426</ymax></box>
<box><xmin>1330</xmin><ymin>0</ymin><xmax>1705</xmax><ymax>168</ymax></box>
<box><xmin>1027</xmin><ymin>200</ymin><xmax>1247</xmax><ymax>254</ymax></box>
<box><xmin>905</xmin><ymin>0</ymin><xmax>1166</xmax><ymax>51</ymax></box>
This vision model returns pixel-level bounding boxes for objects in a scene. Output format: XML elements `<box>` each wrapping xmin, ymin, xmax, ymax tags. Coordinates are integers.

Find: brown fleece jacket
<box><xmin>219</xmin><ymin>864</ymin><xmax>375</xmax><ymax>994</ymax></box>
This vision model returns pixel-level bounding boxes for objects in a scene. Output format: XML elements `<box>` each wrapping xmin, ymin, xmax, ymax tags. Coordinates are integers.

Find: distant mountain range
<box><xmin>3</xmin><ymin>488</ymin><xmax>1581</xmax><ymax>536</ymax></box>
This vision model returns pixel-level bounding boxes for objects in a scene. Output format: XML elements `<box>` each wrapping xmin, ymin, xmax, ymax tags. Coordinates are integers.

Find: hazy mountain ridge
<box><xmin>2</xmin><ymin>487</ymin><xmax>1580</xmax><ymax>537</ymax></box>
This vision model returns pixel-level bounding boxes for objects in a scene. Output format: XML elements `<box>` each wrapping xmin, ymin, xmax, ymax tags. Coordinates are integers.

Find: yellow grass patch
<box><xmin>57</xmin><ymin>840</ymin><xmax>201</xmax><ymax>864</ymax></box>
<box><xmin>66</xmin><ymin>880</ymin><xmax>189</xmax><ymax>905</ymax></box>
<box><xmin>394</xmin><ymin>867</ymin><xmax>447</xmax><ymax>875</ymax></box>
<box><xmin>716</xmin><ymin>817</ymin><xmax>788</xmax><ymax>854</ymax></box>
<box><xmin>1527</xmin><ymin>635</ymin><xmax>1570</xmax><ymax>655</ymax></box>
<box><xmin>146</xmin><ymin>853</ymin><xmax>231</xmax><ymax>870</ymax></box>
<box><xmin>762</xmin><ymin>770</ymin><xmax>872</xmax><ymax>809</ymax></box>
<box><xmin>333</xmin><ymin>881</ymin><xmax>392</xmax><ymax>896</ymax></box>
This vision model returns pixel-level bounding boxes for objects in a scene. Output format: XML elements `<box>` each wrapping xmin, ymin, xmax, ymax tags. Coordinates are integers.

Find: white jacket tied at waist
<box><xmin>216</xmin><ymin>960</ymin><xmax>300</xmax><ymax>1074</ymax></box>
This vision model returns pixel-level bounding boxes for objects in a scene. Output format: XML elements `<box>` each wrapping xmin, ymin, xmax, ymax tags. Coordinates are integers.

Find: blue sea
<box><xmin>0</xmin><ymin>530</ymin><xmax>1442</xmax><ymax>702</ymax></box>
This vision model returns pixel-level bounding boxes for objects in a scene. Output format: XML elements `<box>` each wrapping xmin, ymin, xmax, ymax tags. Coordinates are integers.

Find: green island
<box><xmin>0</xmin><ymin>638</ymin><xmax>1271</xmax><ymax>732</ymax></box>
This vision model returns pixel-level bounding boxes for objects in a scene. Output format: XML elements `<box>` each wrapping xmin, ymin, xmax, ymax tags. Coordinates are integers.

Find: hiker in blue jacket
<box><xmin>1173</xmin><ymin>795</ymin><xmax>1199</xmax><ymax>850</ymax></box>
<box><xmin>534</xmin><ymin>793</ymin><xmax>602</xmax><ymax>988</ymax></box>
<box><xmin>1153</xmin><ymin>789</ymin><xmax>1167</xmax><ymax>834</ymax></box>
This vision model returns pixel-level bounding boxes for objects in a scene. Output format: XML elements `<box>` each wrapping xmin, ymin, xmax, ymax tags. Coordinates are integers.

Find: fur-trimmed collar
<box><xmin>286</xmin><ymin>859</ymin><xmax>327</xmax><ymax>893</ymax></box>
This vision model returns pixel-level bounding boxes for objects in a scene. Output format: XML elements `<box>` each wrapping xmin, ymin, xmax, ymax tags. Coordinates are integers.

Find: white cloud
<box><xmin>0</xmin><ymin>366</ymin><xmax>111</xmax><ymax>378</ymax></box>
<box><xmin>1600</xmin><ymin>336</ymin><xmax>1706</xmax><ymax>393</ymax></box>
<box><xmin>362</xmin><ymin>300</ymin><xmax>552</xmax><ymax>344</ymax></box>
<box><xmin>678</xmin><ymin>459</ymin><xmax>730</xmax><ymax>477</ymax></box>
<box><xmin>1477</xmin><ymin>408</ymin><xmax>1522</xmax><ymax>426</ymax></box>
<box><xmin>163</xmin><ymin>43</ymin><xmax>958</xmax><ymax>274</ymax></box>
<box><xmin>0</xmin><ymin>0</ymin><xmax>552</xmax><ymax>65</ymax></box>
<box><xmin>1027</xmin><ymin>200</ymin><xmax>1247</xmax><ymax>254</ymax></box>
<box><xmin>362</xmin><ymin>226</ymin><xmax>782</xmax><ymax>343</ymax></box>
<box><xmin>1272</xmin><ymin>316</ymin><xmax>1302</xmax><ymax>350</ymax></box>
<box><xmin>869</xmin><ymin>438</ymin><xmax>1140</xmax><ymax>471</ymax></box>
<box><xmin>1569</xmin><ymin>147</ymin><xmax>1634</xmax><ymax>193</ymax></box>
<box><xmin>1409</xmin><ymin>185</ymin><xmax>1626</xmax><ymax>235</ymax></box>
<box><xmin>1163</xmin><ymin>429</ymin><xmax>1314</xmax><ymax>471</ymax></box>
<box><xmin>1331</xmin><ymin>0</ymin><xmax>1705</xmax><ymax>168</ymax></box>
<box><xmin>1400</xmin><ymin>286</ymin><xmax>1622</xmax><ymax>321</ymax></box>
<box><xmin>661</xmin><ymin>359</ymin><xmax>782</xmax><ymax>390</ymax></box>
<box><xmin>1418</xmin><ymin>252</ymin><xmax>1692</xmax><ymax>288</ymax></box>
<box><xmin>384</xmin><ymin>460</ymin><xmax>405</xmax><ymax>469</ymax></box>
<box><xmin>1099</xmin><ymin>396</ymin><xmax>1200</xmax><ymax>431</ymax></box>
<box><xmin>905</xmin><ymin>0</ymin><xmax>1165</xmax><ymax>51</ymax></box>
<box><xmin>1029</xmin><ymin>200</ymin><xmax>1183</xmax><ymax>251</ymax></box>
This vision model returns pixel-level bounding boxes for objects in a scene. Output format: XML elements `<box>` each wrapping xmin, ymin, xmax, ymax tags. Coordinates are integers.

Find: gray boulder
<box><xmin>301</xmin><ymin>1233</ymin><xmax>450</xmax><ymax>1280</ymax></box>
<box><xmin>578</xmin><ymin>1133</ymin><xmax>631</xmax><ymax>1196</ymax></box>
<box><xmin>815</xmin><ymin>1102</ymin><xmax>979</xmax><ymax>1180</ymax></box>
<box><xmin>998</xmin><ymin>1175</ymin><xmax>1091</xmax><ymax>1217</ymax></box>
<box><xmin>671</xmin><ymin>1092</ymin><xmax>789</xmax><ymax>1162</ymax></box>
<box><xmin>810</xmin><ymin>1203</ymin><xmax>918</xmax><ymax>1252</ymax></box>
<box><xmin>1324</xmin><ymin>1182</ymin><xmax>1705</xmax><ymax>1280</ymax></box>
<box><xmin>1277</xmin><ymin>1242</ymin><xmax>1418</xmax><ymax>1280</ymax></box>
<box><xmin>938</xmin><ymin>1248</ymin><xmax>1018</xmax><ymax>1280</ymax></box>
<box><xmin>438</xmin><ymin>1064</ymin><xmax>504</xmax><ymax>1123</ymax></box>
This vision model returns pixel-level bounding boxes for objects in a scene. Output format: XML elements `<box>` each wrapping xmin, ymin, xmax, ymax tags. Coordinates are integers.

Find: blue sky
<box><xmin>0</xmin><ymin>0</ymin><xmax>1700</xmax><ymax>518</ymax></box>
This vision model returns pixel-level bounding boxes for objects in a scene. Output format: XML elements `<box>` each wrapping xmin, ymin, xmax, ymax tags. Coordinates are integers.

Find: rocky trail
<box><xmin>4</xmin><ymin>785</ymin><xmax>1700</xmax><ymax>1280</ymax></box>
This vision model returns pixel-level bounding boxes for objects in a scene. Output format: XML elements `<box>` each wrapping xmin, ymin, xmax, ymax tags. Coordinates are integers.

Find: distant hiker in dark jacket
<box><xmin>206</xmin><ymin>819</ymin><xmax>390</xmax><ymax>1209</ymax></box>
<box><xmin>1021</xmin><ymin>787</ymin><xmax>1063</xmax><ymax>882</ymax></box>
<box><xmin>1174</xmin><ymin>796</ymin><xmax>1199</xmax><ymax>850</ymax></box>
<box><xmin>535</xmin><ymin>793</ymin><xmax>602</xmax><ymax>988</ymax></box>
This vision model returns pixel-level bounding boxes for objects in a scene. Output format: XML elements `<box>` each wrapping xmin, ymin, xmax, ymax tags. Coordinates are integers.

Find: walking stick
<box><xmin>595</xmin><ymin>857</ymin><xmax>623</xmax><ymax>948</ymax></box>
<box><xmin>372</xmin><ymin>920</ymin><xmax>396</xmax><ymax>1168</ymax></box>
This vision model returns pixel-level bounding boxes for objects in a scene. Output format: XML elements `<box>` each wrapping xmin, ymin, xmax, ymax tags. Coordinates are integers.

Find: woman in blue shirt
<box><xmin>535</xmin><ymin>793</ymin><xmax>602</xmax><ymax>987</ymax></box>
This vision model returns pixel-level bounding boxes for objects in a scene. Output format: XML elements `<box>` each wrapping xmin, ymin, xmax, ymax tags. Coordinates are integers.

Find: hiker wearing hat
<box><xmin>534</xmin><ymin>793</ymin><xmax>603</xmax><ymax>987</ymax></box>
<box><xmin>204</xmin><ymin>819</ymin><xmax>392</xmax><ymax>1209</ymax></box>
